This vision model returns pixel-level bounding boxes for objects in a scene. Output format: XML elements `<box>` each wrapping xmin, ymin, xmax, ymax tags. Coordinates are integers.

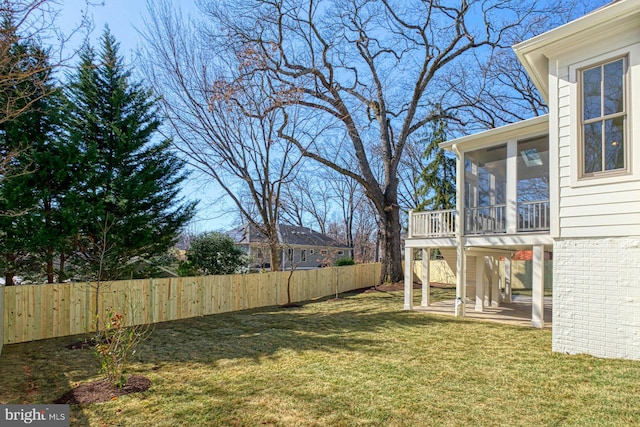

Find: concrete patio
<box><xmin>412</xmin><ymin>295</ymin><xmax>552</xmax><ymax>328</ymax></box>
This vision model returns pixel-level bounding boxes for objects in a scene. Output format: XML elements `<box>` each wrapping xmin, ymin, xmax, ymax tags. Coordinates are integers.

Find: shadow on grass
<box><xmin>135</xmin><ymin>290</ymin><xmax>462</xmax><ymax>366</ymax></box>
<box><xmin>0</xmin><ymin>287</ymin><xmax>493</xmax><ymax>422</ymax></box>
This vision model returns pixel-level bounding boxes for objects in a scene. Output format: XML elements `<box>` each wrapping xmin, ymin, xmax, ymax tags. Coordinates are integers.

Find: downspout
<box><xmin>452</xmin><ymin>143</ymin><xmax>466</xmax><ymax>317</ymax></box>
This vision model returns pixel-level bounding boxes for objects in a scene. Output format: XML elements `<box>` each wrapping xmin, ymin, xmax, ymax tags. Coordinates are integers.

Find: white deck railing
<box><xmin>408</xmin><ymin>200</ymin><xmax>550</xmax><ymax>238</ymax></box>
<box><xmin>464</xmin><ymin>204</ymin><xmax>506</xmax><ymax>235</ymax></box>
<box><xmin>410</xmin><ymin>209</ymin><xmax>457</xmax><ymax>237</ymax></box>
<box><xmin>518</xmin><ymin>200</ymin><xmax>550</xmax><ymax>231</ymax></box>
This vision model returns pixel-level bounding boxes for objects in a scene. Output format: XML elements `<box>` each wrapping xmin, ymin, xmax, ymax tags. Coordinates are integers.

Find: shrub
<box><xmin>334</xmin><ymin>257</ymin><xmax>355</xmax><ymax>266</ymax></box>
<box><xmin>186</xmin><ymin>232</ymin><xmax>248</xmax><ymax>275</ymax></box>
<box><xmin>95</xmin><ymin>308</ymin><xmax>150</xmax><ymax>388</ymax></box>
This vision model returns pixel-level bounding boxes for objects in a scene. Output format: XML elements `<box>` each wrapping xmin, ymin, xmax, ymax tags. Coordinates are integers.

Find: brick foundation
<box><xmin>553</xmin><ymin>237</ymin><xmax>640</xmax><ymax>360</ymax></box>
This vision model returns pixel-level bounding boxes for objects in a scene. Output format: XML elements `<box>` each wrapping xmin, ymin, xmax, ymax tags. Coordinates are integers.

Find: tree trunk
<box><xmin>4</xmin><ymin>253</ymin><xmax>16</xmax><ymax>286</ymax></box>
<box><xmin>268</xmin><ymin>239</ymin><xmax>280</xmax><ymax>272</ymax></box>
<box><xmin>378</xmin><ymin>202</ymin><xmax>403</xmax><ymax>285</ymax></box>
<box><xmin>58</xmin><ymin>253</ymin><xmax>66</xmax><ymax>283</ymax></box>
<box><xmin>46</xmin><ymin>245</ymin><xmax>54</xmax><ymax>284</ymax></box>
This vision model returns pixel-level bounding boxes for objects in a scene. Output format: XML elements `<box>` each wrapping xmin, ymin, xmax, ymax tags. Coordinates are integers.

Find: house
<box><xmin>230</xmin><ymin>223</ymin><xmax>353</xmax><ymax>270</ymax></box>
<box><xmin>404</xmin><ymin>0</ymin><xmax>640</xmax><ymax>360</ymax></box>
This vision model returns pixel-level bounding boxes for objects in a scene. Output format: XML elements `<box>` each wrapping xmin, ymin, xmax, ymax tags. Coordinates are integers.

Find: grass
<box><xmin>512</xmin><ymin>288</ymin><xmax>554</xmax><ymax>297</ymax></box>
<box><xmin>1</xmin><ymin>287</ymin><xmax>639</xmax><ymax>426</ymax></box>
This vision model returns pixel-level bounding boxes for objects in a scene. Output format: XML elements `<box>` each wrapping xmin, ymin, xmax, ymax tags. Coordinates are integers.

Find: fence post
<box><xmin>1</xmin><ymin>264</ymin><xmax>382</xmax><ymax>345</ymax></box>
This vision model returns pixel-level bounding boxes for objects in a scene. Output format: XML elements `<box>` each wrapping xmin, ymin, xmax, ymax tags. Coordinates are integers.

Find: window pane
<box><xmin>583</xmin><ymin>66</ymin><xmax>601</xmax><ymax>120</ymax></box>
<box><xmin>604</xmin><ymin>59</ymin><xmax>624</xmax><ymax>115</ymax></box>
<box><xmin>517</xmin><ymin>136</ymin><xmax>549</xmax><ymax>203</ymax></box>
<box><xmin>464</xmin><ymin>145</ymin><xmax>506</xmax><ymax>208</ymax></box>
<box><xmin>584</xmin><ymin>122</ymin><xmax>602</xmax><ymax>174</ymax></box>
<box><xmin>604</xmin><ymin>117</ymin><xmax>625</xmax><ymax>170</ymax></box>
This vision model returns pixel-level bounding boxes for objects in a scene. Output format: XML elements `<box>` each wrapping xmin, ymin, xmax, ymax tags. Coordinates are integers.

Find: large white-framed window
<box><xmin>579</xmin><ymin>56</ymin><xmax>628</xmax><ymax>178</ymax></box>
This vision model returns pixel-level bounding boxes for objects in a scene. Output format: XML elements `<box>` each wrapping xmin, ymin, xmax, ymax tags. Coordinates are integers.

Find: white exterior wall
<box><xmin>553</xmin><ymin>238</ymin><xmax>640</xmax><ymax>360</ymax></box>
<box><xmin>542</xmin><ymin>3</ymin><xmax>640</xmax><ymax>360</ymax></box>
<box><xmin>552</xmin><ymin>30</ymin><xmax>640</xmax><ymax>239</ymax></box>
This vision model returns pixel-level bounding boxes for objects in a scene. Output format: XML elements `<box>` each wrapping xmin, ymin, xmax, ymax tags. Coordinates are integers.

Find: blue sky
<box><xmin>57</xmin><ymin>0</ymin><xmax>233</xmax><ymax>233</ymax></box>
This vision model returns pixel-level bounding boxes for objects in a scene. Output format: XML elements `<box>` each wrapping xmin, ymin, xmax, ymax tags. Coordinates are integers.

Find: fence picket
<box><xmin>2</xmin><ymin>264</ymin><xmax>380</xmax><ymax>346</ymax></box>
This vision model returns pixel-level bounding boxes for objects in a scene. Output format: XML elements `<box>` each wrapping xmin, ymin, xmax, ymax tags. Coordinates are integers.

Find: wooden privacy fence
<box><xmin>2</xmin><ymin>263</ymin><xmax>381</xmax><ymax>347</ymax></box>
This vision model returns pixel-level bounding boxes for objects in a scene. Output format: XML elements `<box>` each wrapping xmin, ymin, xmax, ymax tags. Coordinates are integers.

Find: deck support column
<box><xmin>504</xmin><ymin>257</ymin><xmax>512</xmax><ymax>303</ymax></box>
<box><xmin>404</xmin><ymin>247</ymin><xmax>414</xmax><ymax>310</ymax></box>
<box><xmin>491</xmin><ymin>257</ymin><xmax>500</xmax><ymax>308</ymax></box>
<box><xmin>455</xmin><ymin>246</ymin><xmax>466</xmax><ymax>317</ymax></box>
<box><xmin>475</xmin><ymin>255</ymin><xmax>485</xmax><ymax>312</ymax></box>
<box><xmin>532</xmin><ymin>245</ymin><xmax>545</xmax><ymax>328</ymax></box>
<box><xmin>421</xmin><ymin>248</ymin><xmax>430</xmax><ymax>307</ymax></box>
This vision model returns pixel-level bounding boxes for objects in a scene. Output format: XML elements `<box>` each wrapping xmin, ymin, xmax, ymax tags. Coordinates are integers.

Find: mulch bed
<box><xmin>54</xmin><ymin>375</ymin><xmax>151</xmax><ymax>405</ymax></box>
<box><xmin>65</xmin><ymin>339</ymin><xmax>97</xmax><ymax>350</ymax></box>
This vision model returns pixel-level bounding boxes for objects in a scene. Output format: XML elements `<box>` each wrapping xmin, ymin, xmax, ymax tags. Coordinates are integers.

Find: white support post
<box><xmin>484</xmin><ymin>258</ymin><xmax>491</xmax><ymax>308</ymax></box>
<box><xmin>475</xmin><ymin>255</ymin><xmax>485</xmax><ymax>312</ymax></box>
<box><xmin>455</xmin><ymin>246</ymin><xmax>466</xmax><ymax>317</ymax></box>
<box><xmin>454</xmin><ymin>144</ymin><xmax>466</xmax><ymax>317</ymax></box>
<box><xmin>404</xmin><ymin>247</ymin><xmax>414</xmax><ymax>310</ymax></box>
<box><xmin>491</xmin><ymin>256</ymin><xmax>500</xmax><ymax>308</ymax></box>
<box><xmin>506</xmin><ymin>140</ymin><xmax>518</xmax><ymax>234</ymax></box>
<box><xmin>532</xmin><ymin>245</ymin><xmax>545</xmax><ymax>328</ymax></box>
<box><xmin>408</xmin><ymin>209</ymin><xmax>413</xmax><ymax>238</ymax></box>
<box><xmin>504</xmin><ymin>256</ymin><xmax>512</xmax><ymax>303</ymax></box>
<box><xmin>421</xmin><ymin>248</ymin><xmax>430</xmax><ymax>307</ymax></box>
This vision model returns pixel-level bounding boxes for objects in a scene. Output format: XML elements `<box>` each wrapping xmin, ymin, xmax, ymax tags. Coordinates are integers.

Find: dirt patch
<box><xmin>65</xmin><ymin>338</ymin><xmax>96</xmax><ymax>350</ymax></box>
<box><xmin>281</xmin><ymin>303</ymin><xmax>303</xmax><ymax>308</ymax></box>
<box><xmin>54</xmin><ymin>375</ymin><xmax>151</xmax><ymax>405</ymax></box>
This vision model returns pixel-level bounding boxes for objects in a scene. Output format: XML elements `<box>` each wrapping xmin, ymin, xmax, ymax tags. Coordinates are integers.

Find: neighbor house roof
<box><xmin>229</xmin><ymin>223</ymin><xmax>351</xmax><ymax>249</ymax></box>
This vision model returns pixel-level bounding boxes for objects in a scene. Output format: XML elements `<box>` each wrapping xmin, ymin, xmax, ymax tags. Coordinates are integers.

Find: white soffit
<box><xmin>513</xmin><ymin>0</ymin><xmax>640</xmax><ymax>103</ymax></box>
<box><xmin>439</xmin><ymin>115</ymin><xmax>549</xmax><ymax>152</ymax></box>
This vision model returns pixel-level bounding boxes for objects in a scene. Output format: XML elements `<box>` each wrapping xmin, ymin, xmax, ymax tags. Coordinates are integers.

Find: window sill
<box><xmin>571</xmin><ymin>169</ymin><xmax>635</xmax><ymax>188</ymax></box>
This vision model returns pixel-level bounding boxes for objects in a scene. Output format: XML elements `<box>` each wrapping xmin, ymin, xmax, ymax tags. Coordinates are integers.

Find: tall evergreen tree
<box><xmin>0</xmin><ymin>14</ymin><xmax>65</xmax><ymax>285</ymax></box>
<box><xmin>65</xmin><ymin>29</ymin><xmax>196</xmax><ymax>280</ymax></box>
<box><xmin>415</xmin><ymin>118</ymin><xmax>456</xmax><ymax>212</ymax></box>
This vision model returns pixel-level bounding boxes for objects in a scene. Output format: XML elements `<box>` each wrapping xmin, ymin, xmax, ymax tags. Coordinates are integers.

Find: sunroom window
<box><xmin>580</xmin><ymin>57</ymin><xmax>627</xmax><ymax>176</ymax></box>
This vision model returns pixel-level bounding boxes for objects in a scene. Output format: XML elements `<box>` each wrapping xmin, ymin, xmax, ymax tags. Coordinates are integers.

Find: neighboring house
<box><xmin>229</xmin><ymin>223</ymin><xmax>352</xmax><ymax>270</ymax></box>
<box><xmin>404</xmin><ymin>0</ymin><xmax>640</xmax><ymax>360</ymax></box>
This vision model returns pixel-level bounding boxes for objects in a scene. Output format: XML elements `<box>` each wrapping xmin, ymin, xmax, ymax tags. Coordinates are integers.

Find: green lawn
<box><xmin>1</xmin><ymin>287</ymin><xmax>639</xmax><ymax>426</ymax></box>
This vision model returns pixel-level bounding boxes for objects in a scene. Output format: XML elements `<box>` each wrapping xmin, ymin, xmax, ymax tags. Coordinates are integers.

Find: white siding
<box><xmin>553</xmin><ymin>36</ymin><xmax>640</xmax><ymax>239</ymax></box>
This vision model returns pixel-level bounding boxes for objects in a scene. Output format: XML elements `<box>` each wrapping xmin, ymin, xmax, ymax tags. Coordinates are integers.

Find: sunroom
<box><xmin>404</xmin><ymin>115</ymin><xmax>553</xmax><ymax>327</ymax></box>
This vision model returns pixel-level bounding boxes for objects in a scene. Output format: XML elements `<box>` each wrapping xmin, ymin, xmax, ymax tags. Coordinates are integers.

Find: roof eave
<box><xmin>513</xmin><ymin>0</ymin><xmax>639</xmax><ymax>103</ymax></box>
<box><xmin>439</xmin><ymin>115</ymin><xmax>549</xmax><ymax>152</ymax></box>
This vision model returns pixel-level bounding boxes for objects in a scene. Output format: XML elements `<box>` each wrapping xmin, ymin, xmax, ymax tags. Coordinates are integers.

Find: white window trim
<box><xmin>569</xmin><ymin>45</ymin><xmax>638</xmax><ymax>188</ymax></box>
<box><xmin>578</xmin><ymin>56</ymin><xmax>628</xmax><ymax>178</ymax></box>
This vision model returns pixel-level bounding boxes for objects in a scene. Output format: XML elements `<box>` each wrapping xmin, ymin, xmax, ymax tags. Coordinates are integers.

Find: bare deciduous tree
<box><xmin>141</xmin><ymin>2</ymin><xmax>304</xmax><ymax>271</ymax></box>
<box><xmin>200</xmin><ymin>0</ymin><xmax>541</xmax><ymax>283</ymax></box>
<box><xmin>279</xmin><ymin>170</ymin><xmax>331</xmax><ymax>234</ymax></box>
<box><xmin>445</xmin><ymin>0</ymin><xmax>609</xmax><ymax>130</ymax></box>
